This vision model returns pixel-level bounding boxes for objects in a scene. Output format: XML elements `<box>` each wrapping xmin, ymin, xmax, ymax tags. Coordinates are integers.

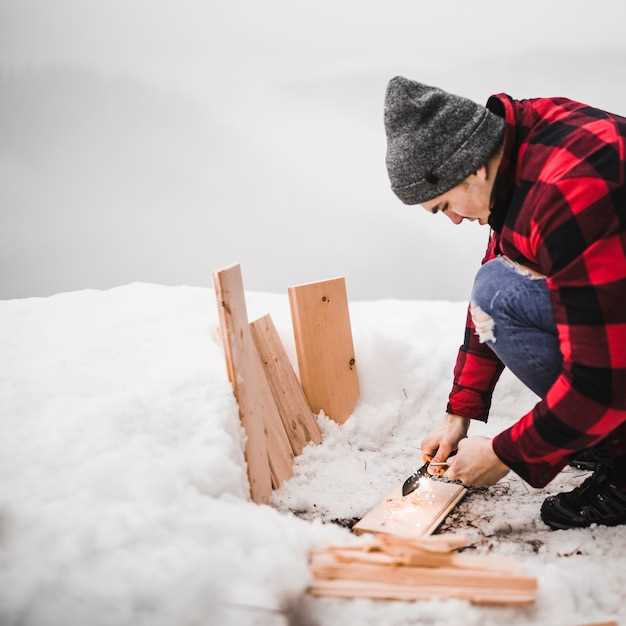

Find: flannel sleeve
<box><xmin>446</xmin><ymin>231</ymin><xmax>506</xmax><ymax>422</ymax></box>
<box><xmin>493</xmin><ymin>176</ymin><xmax>626</xmax><ymax>487</ymax></box>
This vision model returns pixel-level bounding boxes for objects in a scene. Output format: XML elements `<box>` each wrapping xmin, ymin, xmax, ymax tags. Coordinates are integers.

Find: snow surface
<box><xmin>0</xmin><ymin>283</ymin><xmax>623</xmax><ymax>626</ymax></box>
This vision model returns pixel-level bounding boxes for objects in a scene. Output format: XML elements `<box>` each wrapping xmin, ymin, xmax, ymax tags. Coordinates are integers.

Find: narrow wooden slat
<box><xmin>213</xmin><ymin>265</ymin><xmax>270</xmax><ymax>502</ymax></box>
<box><xmin>213</xmin><ymin>265</ymin><xmax>293</xmax><ymax>500</ymax></box>
<box><xmin>214</xmin><ymin>277</ymin><xmax>235</xmax><ymax>385</ymax></box>
<box><xmin>308</xmin><ymin>578</ymin><xmax>536</xmax><ymax>606</ymax></box>
<box><xmin>322</xmin><ymin>546</ymin><xmax>520</xmax><ymax>573</ymax></box>
<box><xmin>311</xmin><ymin>557</ymin><xmax>536</xmax><ymax>592</ymax></box>
<box><xmin>288</xmin><ymin>277</ymin><xmax>359</xmax><ymax>424</ymax></box>
<box><xmin>250</xmin><ymin>314</ymin><xmax>322</xmax><ymax>455</ymax></box>
<box><xmin>353</xmin><ymin>480</ymin><xmax>466</xmax><ymax>539</ymax></box>
<box><xmin>378</xmin><ymin>532</ymin><xmax>471</xmax><ymax>553</ymax></box>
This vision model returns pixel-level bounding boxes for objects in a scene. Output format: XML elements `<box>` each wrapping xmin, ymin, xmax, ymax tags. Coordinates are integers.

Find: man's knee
<box><xmin>470</xmin><ymin>259</ymin><xmax>504</xmax><ymax>344</ymax></box>
<box><xmin>471</xmin><ymin>259</ymin><xmax>504</xmax><ymax>315</ymax></box>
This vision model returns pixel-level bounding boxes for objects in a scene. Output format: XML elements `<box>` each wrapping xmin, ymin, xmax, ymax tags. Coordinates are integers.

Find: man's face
<box><xmin>420</xmin><ymin>169</ymin><xmax>492</xmax><ymax>226</ymax></box>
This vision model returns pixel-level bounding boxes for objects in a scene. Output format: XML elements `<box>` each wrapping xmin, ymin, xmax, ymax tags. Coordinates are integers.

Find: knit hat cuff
<box><xmin>391</xmin><ymin>109</ymin><xmax>505</xmax><ymax>205</ymax></box>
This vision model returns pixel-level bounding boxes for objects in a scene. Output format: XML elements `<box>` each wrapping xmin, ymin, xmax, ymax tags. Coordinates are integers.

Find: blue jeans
<box><xmin>471</xmin><ymin>256</ymin><xmax>626</xmax><ymax>475</ymax></box>
<box><xmin>470</xmin><ymin>256</ymin><xmax>561</xmax><ymax>398</ymax></box>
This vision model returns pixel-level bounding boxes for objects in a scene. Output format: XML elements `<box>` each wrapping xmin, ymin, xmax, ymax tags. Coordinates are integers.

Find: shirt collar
<box><xmin>485</xmin><ymin>93</ymin><xmax>517</xmax><ymax>233</ymax></box>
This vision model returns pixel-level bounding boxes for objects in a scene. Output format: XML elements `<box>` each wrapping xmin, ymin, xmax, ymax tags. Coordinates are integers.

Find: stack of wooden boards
<box><xmin>305</xmin><ymin>477</ymin><xmax>537</xmax><ymax>605</ymax></box>
<box><xmin>309</xmin><ymin>533</ymin><xmax>538</xmax><ymax>605</ymax></box>
<box><xmin>213</xmin><ymin>264</ymin><xmax>359</xmax><ymax>504</ymax></box>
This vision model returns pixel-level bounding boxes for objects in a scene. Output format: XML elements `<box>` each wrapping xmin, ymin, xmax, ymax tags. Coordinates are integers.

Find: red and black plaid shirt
<box><xmin>447</xmin><ymin>93</ymin><xmax>626</xmax><ymax>488</ymax></box>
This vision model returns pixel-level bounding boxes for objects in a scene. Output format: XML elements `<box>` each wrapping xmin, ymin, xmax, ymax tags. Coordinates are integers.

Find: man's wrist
<box><xmin>446</xmin><ymin>413</ymin><xmax>471</xmax><ymax>432</ymax></box>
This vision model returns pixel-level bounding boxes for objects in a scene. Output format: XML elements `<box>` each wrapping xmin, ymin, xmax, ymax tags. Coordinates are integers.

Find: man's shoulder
<box><xmin>511</xmin><ymin>96</ymin><xmax>626</xmax><ymax>185</ymax></box>
<box><xmin>502</xmin><ymin>94</ymin><xmax>623</xmax><ymax>124</ymax></box>
<box><xmin>520</xmin><ymin>96</ymin><xmax>623</xmax><ymax>134</ymax></box>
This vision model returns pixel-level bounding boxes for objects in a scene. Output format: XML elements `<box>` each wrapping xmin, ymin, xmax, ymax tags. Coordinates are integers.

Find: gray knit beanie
<box><xmin>384</xmin><ymin>76</ymin><xmax>505</xmax><ymax>205</ymax></box>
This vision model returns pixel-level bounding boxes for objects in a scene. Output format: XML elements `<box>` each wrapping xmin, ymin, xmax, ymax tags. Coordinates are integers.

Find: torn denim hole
<box><xmin>501</xmin><ymin>255</ymin><xmax>545</xmax><ymax>280</ymax></box>
<box><xmin>470</xmin><ymin>302</ymin><xmax>496</xmax><ymax>344</ymax></box>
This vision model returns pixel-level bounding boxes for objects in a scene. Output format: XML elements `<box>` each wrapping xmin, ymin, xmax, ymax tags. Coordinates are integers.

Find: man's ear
<box><xmin>475</xmin><ymin>164</ymin><xmax>488</xmax><ymax>181</ymax></box>
<box><xmin>467</xmin><ymin>165</ymin><xmax>488</xmax><ymax>183</ymax></box>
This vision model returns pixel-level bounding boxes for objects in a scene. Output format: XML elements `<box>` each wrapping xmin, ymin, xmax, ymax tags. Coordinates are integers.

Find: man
<box><xmin>384</xmin><ymin>76</ymin><xmax>626</xmax><ymax>530</ymax></box>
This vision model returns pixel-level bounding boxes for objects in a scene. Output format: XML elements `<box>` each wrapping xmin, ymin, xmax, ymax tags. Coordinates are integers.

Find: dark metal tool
<box><xmin>401</xmin><ymin>461</ymin><xmax>431</xmax><ymax>497</ymax></box>
<box><xmin>401</xmin><ymin>459</ymin><xmax>454</xmax><ymax>497</ymax></box>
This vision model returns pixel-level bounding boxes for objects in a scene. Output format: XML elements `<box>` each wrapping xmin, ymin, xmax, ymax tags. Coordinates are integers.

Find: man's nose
<box><xmin>445</xmin><ymin>210</ymin><xmax>464</xmax><ymax>225</ymax></box>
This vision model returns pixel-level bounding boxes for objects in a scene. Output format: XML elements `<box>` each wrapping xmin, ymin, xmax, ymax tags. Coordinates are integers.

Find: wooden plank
<box><xmin>250</xmin><ymin>314</ymin><xmax>322</xmax><ymax>455</ymax></box>
<box><xmin>311</xmin><ymin>555</ymin><xmax>536</xmax><ymax>592</ymax></box>
<box><xmin>323</xmin><ymin>532</ymin><xmax>472</xmax><ymax>557</ymax></box>
<box><xmin>376</xmin><ymin>532</ymin><xmax>471</xmax><ymax>554</ymax></box>
<box><xmin>214</xmin><ymin>275</ymin><xmax>235</xmax><ymax>385</ymax></box>
<box><xmin>213</xmin><ymin>265</ymin><xmax>293</xmax><ymax>500</ymax></box>
<box><xmin>288</xmin><ymin>277</ymin><xmax>359</xmax><ymax>424</ymax></box>
<box><xmin>213</xmin><ymin>265</ymin><xmax>270</xmax><ymax>502</ymax></box>
<box><xmin>308</xmin><ymin>534</ymin><xmax>537</xmax><ymax>606</ymax></box>
<box><xmin>353</xmin><ymin>480</ymin><xmax>466</xmax><ymax>539</ymax></box>
<box><xmin>321</xmin><ymin>545</ymin><xmax>521</xmax><ymax>573</ymax></box>
<box><xmin>308</xmin><ymin>578</ymin><xmax>536</xmax><ymax>605</ymax></box>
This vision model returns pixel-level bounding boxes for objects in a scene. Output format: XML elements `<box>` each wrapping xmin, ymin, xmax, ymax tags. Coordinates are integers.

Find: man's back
<box><xmin>487</xmin><ymin>94</ymin><xmax>626</xmax><ymax>277</ymax></box>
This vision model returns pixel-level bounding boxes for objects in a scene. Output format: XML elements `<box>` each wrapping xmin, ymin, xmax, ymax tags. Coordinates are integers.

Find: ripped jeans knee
<box><xmin>470</xmin><ymin>255</ymin><xmax>549</xmax><ymax>345</ymax></box>
<box><xmin>470</xmin><ymin>258</ymin><xmax>505</xmax><ymax>345</ymax></box>
<box><xmin>470</xmin><ymin>302</ymin><xmax>496</xmax><ymax>343</ymax></box>
<box><xmin>468</xmin><ymin>256</ymin><xmax>560</xmax><ymax>398</ymax></box>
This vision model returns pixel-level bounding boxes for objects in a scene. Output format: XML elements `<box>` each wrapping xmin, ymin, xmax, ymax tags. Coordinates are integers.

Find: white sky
<box><xmin>2</xmin><ymin>0</ymin><xmax>626</xmax><ymax>299</ymax></box>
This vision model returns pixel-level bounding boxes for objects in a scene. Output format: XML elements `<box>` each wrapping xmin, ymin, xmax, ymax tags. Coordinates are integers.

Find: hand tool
<box><xmin>401</xmin><ymin>459</ymin><xmax>454</xmax><ymax>497</ymax></box>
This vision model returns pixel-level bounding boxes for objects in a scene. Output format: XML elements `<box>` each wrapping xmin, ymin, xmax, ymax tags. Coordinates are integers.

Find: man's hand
<box><xmin>421</xmin><ymin>414</ymin><xmax>470</xmax><ymax>473</ymax></box>
<box><xmin>445</xmin><ymin>437</ymin><xmax>509</xmax><ymax>487</ymax></box>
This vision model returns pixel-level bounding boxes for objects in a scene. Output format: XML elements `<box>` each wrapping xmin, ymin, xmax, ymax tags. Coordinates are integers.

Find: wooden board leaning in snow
<box><xmin>213</xmin><ymin>265</ymin><xmax>293</xmax><ymax>501</ymax></box>
<box><xmin>250</xmin><ymin>314</ymin><xmax>322</xmax><ymax>455</ymax></box>
<box><xmin>353</xmin><ymin>480</ymin><xmax>467</xmax><ymax>539</ymax></box>
<box><xmin>215</xmin><ymin>276</ymin><xmax>235</xmax><ymax>385</ymax></box>
<box><xmin>288</xmin><ymin>277</ymin><xmax>359</xmax><ymax>424</ymax></box>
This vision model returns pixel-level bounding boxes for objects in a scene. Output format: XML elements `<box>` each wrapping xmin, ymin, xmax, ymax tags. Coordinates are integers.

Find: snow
<box><xmin>0</xmin><ymin>283</ymin><xmax>623</xmax><ymax>626</ymax></box>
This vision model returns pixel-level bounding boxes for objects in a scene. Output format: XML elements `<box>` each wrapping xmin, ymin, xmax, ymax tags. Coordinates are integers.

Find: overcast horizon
<box><xmin>3</xmin><ymin>1</ymin><xmax>626</xmax><ymax>301</ymax></box>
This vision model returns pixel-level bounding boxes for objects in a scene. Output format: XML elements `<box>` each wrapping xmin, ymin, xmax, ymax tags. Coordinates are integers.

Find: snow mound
<box><xmin>0</xmin><ymin>284</ymin><xmax>623</xmax><ymax>625</ymax></box>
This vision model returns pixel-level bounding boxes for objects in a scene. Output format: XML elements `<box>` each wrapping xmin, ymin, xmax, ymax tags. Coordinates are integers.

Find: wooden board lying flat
<box><xmin>308</xmin><ymin>534</ymin><xmax>537</xmax><ymax>606</ymax></box>
<box><xmin>250</xmin><ymin>314</ymin><xmax>322</xmax><ymax>455</ymax></box>
<box><xmin>213</xmin><ymin>265</ymin><xmax>293</xmax><ymax>501</ymax></box>
<box><xmin>353</xmin><ymin>480</ymin><xmax>467</xmax><ymax>539</ymax></box>
<box><xmin>288</xmin><ymin>277</ymin><xmax>359</xmax><ymax>424</ymax></box>
<box><xmin>308</xmin><ymin>578</ymin><xmax>535</xmax><ymax>605</ymax></box>
<box><xmin>321</xmin><ymin>545</ymin><xmax>520</xmax><ymax>574</ymax></box>
<box><xmin>312</xmin><ymin>556</ymin><xmax>536</xmax><ymax>592</ymax></box>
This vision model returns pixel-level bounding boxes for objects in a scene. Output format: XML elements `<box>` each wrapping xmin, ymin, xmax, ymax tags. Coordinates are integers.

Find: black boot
<box><xmin>541</xmin><ymin>466</ymin><xmax>626</xmax><ymax>530</ymax></box>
